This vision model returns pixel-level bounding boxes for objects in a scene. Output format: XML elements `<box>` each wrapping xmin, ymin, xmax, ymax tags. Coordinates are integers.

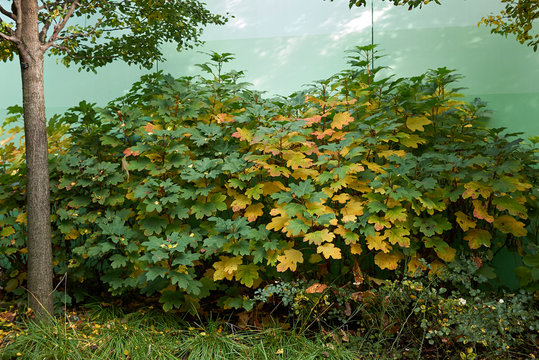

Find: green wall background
<box><xmin>1</xmin><ymin>0</ymin><xmax>538</xmax><ymax>135</ymax></box>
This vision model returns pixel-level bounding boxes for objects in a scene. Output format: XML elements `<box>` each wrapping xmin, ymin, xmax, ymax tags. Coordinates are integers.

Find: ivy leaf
<box><xmin>304</xmin><ymin>229</ymin><xmax>334</xmax><ymax>245</ymax></box>
<box><xmin>317</xmin><ymin>243</ymin><xmax>342</xmax><ymax>259</ymax></box>
<box><xmin>455</xmin><ymin>211</ymin><xmax>476</xmax><ymax>231</ymax></box>
<box><xmin>276</xmin><ymin>249</ymin><xmax>304</xmax><ymax>272</ymax></box>
<box><xmin>235</xmin><ymin>264</ymin><xmax>259</xmax><ymax>287</ymax></box>
<box><xmin>406</xmin><ymin>116</ymin><xmax>431</xmax><ymax>132</ymax></box>
<box><xmin>493</xmin><ymin>215</ymin><xmax>527</xmax><ymax>237</ymax></box>
<box><xmin>464</xmin><ymin>229</ymin><xmax>492</xmax><ymax>249</ymax></box>
<box><xmin>374</xmin><ymin>251</ymin><xmax>403</xmax><ymax>270</ymax></box>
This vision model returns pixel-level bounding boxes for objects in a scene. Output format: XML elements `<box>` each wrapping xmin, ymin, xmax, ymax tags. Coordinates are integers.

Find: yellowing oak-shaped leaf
<box><xmin>493</xmin><ymin>215</ymin><xmax>527</xmax><ymax>237</ymax></box>
<box><xmin>213</xmin><ymin>256</ymin><xmax>243</xmax><ymax>281</ymax></box>
<box><xmin>235</xmin><ymin>264</ymin><xmax>259</xmax><ymax>287</ymax></box>
<box><xmin>341</xmin><ymin>197</ymin><xmax>364</xmax><ymax>222</ymax></box>
<box><xmin>406</xmin><ymin>116</ymin><xmax>432</xmax><ymax>132</ymax></box>
<box><xmin>398</xmin><ymin>133</ymin><xmax>426</xmax><ymax>148</ymax></box>
<box><xmin>424</xmin><ymin>237</ymin><xmax>456</xmax><ymax>262</ymax></box>
<box><xmin>261</xmin><ymin>181</ymin><xmax>287</xmax><ymax>195</ymax></box>
<box><xmin>304</xmin><ymin>229</ymin><xmax>335</xmax><ymax>245</ymax></box>
<box><xmin>384</xmin><ymin>227</ymin><xmax>411</xmax><ymax>247</ymax></box>
<box><xmin>245</xmin><ymin>183</ymin><xmax>263</xmax><ymax>200</ymax></box>
<box><xmin>292</xmin><ymin>168</ymin><xmax>319</xmax><ymax>180</ymax></box>
<box><xmin>276</xmin><ymin>249</ymin><xmax>304</xmax><ymax>272</ymax></box>
<box><xmin>335</xmin><ymin>225</ymin><xmax>360</xmax><ymax>244</ymax></box>
<box><xmin>283</xmin><ymin>150</ymin><xmax>313</xmax><ymax>170</ymax></box>
<box><xmin>407</xmin><ymin>256</ymin><xmax>427</xmax><ymax>276</ymax></box>
<box><xmin>331</xmin><ymin>111</ymin><xmax>354</xmax><ymax>129</ymax></box>
<box><xmin>231</xmin><ymin>127</ymin><xmax>253</xmax><ymax>142</ymax></box>
<box><xmin>374</xmin><ymin>251</ymin><xmax>403</xmax><ymax>270</ymax></box>
<box><xmin>317</xmin><ymin>243</ymin><xmax>342</xmax><ymax>259</ymax></box>
<box><xmin>378</xmin><ymin>150</ymin><xmax>406</xmax><ymax>159</ymax></box>
<box><xmin>231</xmin><ymin>195</ymin><xmax>252</xmax><ymax>212</ymax></box>
<box><xmin>366</xmin><ymin>233</ymin><xmax>391</xmax><ymax>253</ymax></box>
<box><xmin>245</xmin><ymin>203</ymin><xmax>265</xmax><ymax>222</ymax></box>
<box><xmin>463</xmin><ymin>181</ymin><xmax>492</xmax><ymax>200</ymax></box>
<box><xmin>464</xmin><ymin>229</ymin><xmax>492</xmax><ymax>249</ymax></box>
<box><xmin>350</xmin><ymin>243</ymin><xmax>363</xmax><ymax>255</ymax></box>
<box><xmin>1</xmin><ymin>226</ymin><xmax>15</xmax><ymax>237</ymax></box>
<box><xmin>368</xmin><ymin>215</ymin><xmax>391</xmax><ymax>231</ymax></box>
<box><xmin>472</xmin><ymin>200</ymin><xmax>494</xmax><ymax>223</ymax></box>
<box><xmin>15</xmin><ymin>212</ymin><xmax>27</xmax><ymax>225</ymax></box>
<box><xmin>312</xmin><ymin>129</ymin><xmax>335</xmax><ymax>139</ymax></box>
<box><xmin>332</xmin><ymin>193</ymin><xmax>351</xmax><ymax>204</ymax></box>
<box><xmin>385</xmin><ymin>207</ymin><xmax>407</xmax><ymax>223</ymax></box>
<box><xmin>455</xmin><ymin>211</ymin><xmax>476</xmax><ymax>231</ymax></box>
<box><xmin>266</xmin><ymin>215</ymin><xmax>290</xmax><ymax>232</ymax></box>
<box><xmin>361</xmin><ymin>160</ymin><xmax>386</xmax><ymax>174</ymax></box>
<box><xmin>492</xmin><ymin>196</ymin><xmax>527</xmax><ymax>219</ymax></box>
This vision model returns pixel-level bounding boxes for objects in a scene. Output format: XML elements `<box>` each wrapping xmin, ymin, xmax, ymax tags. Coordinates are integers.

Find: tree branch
<box><xmin>0</xmin><ymin>30</ymin><xmax>19</xmax><ymax>44</ymax></box>
<box><xmin>0</xmin><ymin>4</ymin><xmax>16</xmax><ymax>21</ymax></box>
<box><xmin>46</xmin><ymin>0</ymin><xmax>79</xmax><ymax>44</ymax></box>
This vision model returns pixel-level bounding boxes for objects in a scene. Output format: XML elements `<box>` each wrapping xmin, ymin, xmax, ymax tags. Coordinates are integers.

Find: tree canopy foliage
<box><xmin>335</xmin><ymin>0</ymin><xmax>538</xmax><ymax>51</ymax></box>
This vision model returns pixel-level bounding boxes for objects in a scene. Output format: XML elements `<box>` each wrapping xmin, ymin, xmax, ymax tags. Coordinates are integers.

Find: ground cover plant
<box><xmin>0</xmin><ymin>47</ymin><xmax>538</xmax><ymax>358</ymax></box>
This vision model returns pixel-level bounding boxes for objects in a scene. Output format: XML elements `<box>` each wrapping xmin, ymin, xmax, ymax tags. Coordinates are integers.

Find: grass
<box><xmin>0</xmin><ymin>305</ymin><xmax>364</xmax><ymax>360</ymax></box>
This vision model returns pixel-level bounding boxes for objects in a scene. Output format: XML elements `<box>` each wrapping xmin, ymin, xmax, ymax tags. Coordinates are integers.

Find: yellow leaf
<box><xmin>332</xmin><ymin>193</ymin><xmax>351</xmax><ymax>204</ymax></box>
<box><xmin>331</xmin><ymin>111</ymin><xmax>354</xmax><ymax>129</ymax></box>
<box><xmin>213</xmin><ymin>256</ymin><xmax>243</xmax><ymax>281</ymax></box>
<box><xmin>291</xmin><ymin>168</ymin><xmax>319</xmax><ymax>180</ymax></box>
<box><xmin>261</xmin><ymin>181</ymin><xmax>287</xmax><ymax>195</ymax></box>
<box><xmin>231</xmin><ymin>195</ymin><xmax>251</xmax><ymax>212</ymax></box>
<box><xmin>65</xmin><ymin>227</ymin><xmax>79</xmax><ymax>240</ymax></box>
<box><xmin>407</xmin><ymin>256</ymin><xmax>426</xmax><ymax>276</ymax></box>
<box><xmin>232</xmin><ymin>127</ymin><xmax>253</xmax><ymax>142</ymax></box>
<box><xmin>374</xmin><ymin>251</ymin><xmax>403</xmax><ymax>270</ymax></box>
<box><xmin>317</xmin><ymin>243</ymin><xmax>342</xmax><ymax>259</ymax></box>
<box><xmin>341</xmin><ymin>196</ymin><xmax>364</xmax><ymax>222</ymax></box>
<box><xmin>366</xmin><ymin>233</ymin><xmax>391</xmax><ymax>253</ymax></box>
<box><xmin>384</xmin><ymin>227</ymin><xmax>410</xmax><ymax>247</ymax></box>
<box><xmin>266</xmin><ymin>215</ymin><xmax>290</xmax><ymax>232</ymax></box>
<box><xmin>304</xmin><ymin>229</ymin><xmax>335</xmax><ymax>245</ymax></box>
<box><xmin>276</xmin><ymin>249</ymin><xmax>304</xmax><ymax>272</ymax></box>
<box><xmin>455</xmin><ymin>211</ymin><xmax>476</xmax><ymax>231</ymax></box>
<box><xmin>350</xmin><ymin>243</ymin><xmax>363</xmax><ymax>255</ymax></box>
<box><xmin>472</xmin><ymin>200</ymin><xmax>494</xmax><ymax>223</ymax></box>
<box><xmin>399</xmin><ymin>133</ymin><xmax>426</xmax><ymax>148</ymax></box>
<box><xmin>493</xmin><ymin>215</ymin><xmax>527</xmax><ymax>237</ymax></box>
<box><xmin>15</xmin><ymin>212</ymin><xmax>27</xmax><ymax>225</ymax></box>
<box><xmin>464</xmin><ymin>229</ymin><xmax>492</xmax><ymax>249</ymax></box>
<box><xmin>378</xmin><ymin>149</ymin><xmax>406</xmax><ymax>159</ymax></box>
<box><xmin>244</xmin><ymin>203</ymin><xmax>264</xmax><ymax>222</ymax></box>
<box><xmin>283</xmin><ymin>150</ymin><xmax>313</xmax><ymax>170</ymax></box>
<box><xmin>435</xmin><ymin>245</ymin><xmax>456</xmax><ymax>262</ymax></box>
<box><xmin>406</xmin><ymin>116</ymin><xmax>432</xmax><ymax>132</ymax></box>
<box><xmin>463</xmin><ymin>181</ymin><xmax>492</xmax><ymax>200</ymax></box>
<box><xmin>361</xmin><ymin>160</ymin><xmax>386</xmax><ymax>174</ymax></box>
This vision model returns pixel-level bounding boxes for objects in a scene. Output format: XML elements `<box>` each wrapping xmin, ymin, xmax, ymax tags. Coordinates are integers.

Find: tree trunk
<box><xmin>18</xmin><ymin>0</ymin><xmax>54</xmax><ymax>321</ymax></box>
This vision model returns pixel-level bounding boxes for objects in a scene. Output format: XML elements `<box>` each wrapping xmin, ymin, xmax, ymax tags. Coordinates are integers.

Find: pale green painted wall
<box><xmin>1</xmin><ymin>0</ymin><xmax>538</xmax><ymax>135</ymax></box>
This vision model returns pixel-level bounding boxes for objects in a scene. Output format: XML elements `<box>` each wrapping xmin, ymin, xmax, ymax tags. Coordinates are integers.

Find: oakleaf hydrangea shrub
<box><xmin>0</xmin><ymin>47</ymin><xmax>537</xmax><ymax>311</ymax></box>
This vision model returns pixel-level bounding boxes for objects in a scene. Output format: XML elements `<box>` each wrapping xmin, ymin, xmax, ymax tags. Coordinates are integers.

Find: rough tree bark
<box><xmin>18</xmin><ymin>0</ymin><xmax>54</xmax><ymax>320</ymax></box>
